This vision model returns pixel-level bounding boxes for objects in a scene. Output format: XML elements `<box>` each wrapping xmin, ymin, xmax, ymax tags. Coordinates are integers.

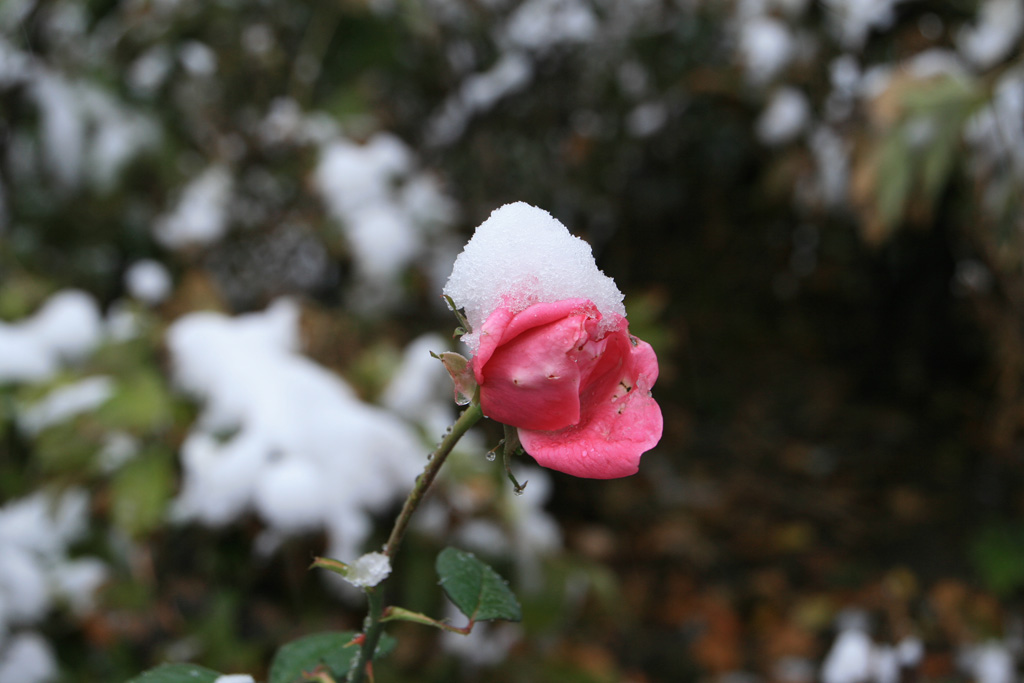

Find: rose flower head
<box><xmin>444</xmin><ymin>202</ymin><xmax>662</xmax><ymax>479</ymax></box>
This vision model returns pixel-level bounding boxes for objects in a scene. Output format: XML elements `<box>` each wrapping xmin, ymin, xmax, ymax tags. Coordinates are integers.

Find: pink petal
<box><xmin>473</xmin><ymin>298</ymin><xmax>595</xmax><ymax>384</ymax></box>
<box><xmin>474</xmin><ymin>299</ymin><xmax>599</xmax><ymax>432</ymax></box>
<box><xmin>479</xmin><ymin>317</ymin><xmax>586</xmax><ymax>430</ymax></box>
<box><xmin>518</xmin><ymin>334</ymin><xmax>662</xmax><ymax>479</ymax></box>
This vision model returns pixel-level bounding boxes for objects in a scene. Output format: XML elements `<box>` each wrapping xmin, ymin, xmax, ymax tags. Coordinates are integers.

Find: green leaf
<box><xmin>126</xmin><ymin>663</ymin><xmax>222</xmax><ymax>683</ymax></box>
<box><xmin>111</xmin><ymin>447</ymin><xmax>174</xmax><ymax>537</ymax></box>
<box><xmin>97</xmin><ymin>369</ymin><xmax>173</xmax><ymax>431</ymax></box>
<box><xmin>269</xmin><ymin>631</ymin><xmax>396</xmax><ymax>683</ymax></box>
<box><xmin>382</xmin><ymin>606</ymin><xmax>471</xmax><ymax>634</ymax></box>
<box><xmin>33</xmin><ymin>422</ymin><xmax>98</xmax><ymax>473</ymax></box>
<box><xmin>309</xmin><ymin>556</ymin><xmax>350</xmax><ymax>578</ymax></box>
<box><xmin>435</xmin><ymin>547</ymin><xmax>522</xmax><ymax>623</ymax></box>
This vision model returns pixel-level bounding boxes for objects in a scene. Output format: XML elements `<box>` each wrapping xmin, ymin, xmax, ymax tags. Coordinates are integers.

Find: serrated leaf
<box><xmin>436</xmin><ymin>547</ymin><xmax>522</xmax><ymax>623</ymax></box>
<box><xmin>269</xmin><ymin>631</ymin><xmax>396</xmax><ymax>683</ymax></box>
<box><xmin>126</xmin><ymin>663</ymin><xmax>222</xmax><ymax>683</ymax></box>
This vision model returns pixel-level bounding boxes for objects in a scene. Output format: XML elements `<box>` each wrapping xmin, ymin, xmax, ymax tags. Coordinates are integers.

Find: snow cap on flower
<box><xmin>443</xmin><ymin>202</ymin><xmax>625</xmax><ymax>351</ymax></box>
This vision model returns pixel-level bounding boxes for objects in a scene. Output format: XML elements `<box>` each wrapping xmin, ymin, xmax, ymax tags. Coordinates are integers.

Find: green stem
<box><xmin>347</xmin><ymin>401</ymin><xmax>484</xmax><ymax>683</ymax></box>
<box><xmin>347</xmin><ymin>587</ymin><xmax>384</xmax><ymax>683</ymax></box>
<box><xmin>383</xmin><ymin>401</ymin><xmax>483</xmax><ymax>558</ymax></box>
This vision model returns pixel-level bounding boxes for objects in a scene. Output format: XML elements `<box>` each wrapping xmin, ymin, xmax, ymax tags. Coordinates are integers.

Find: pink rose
<box><xmin>472</xmin><ymin>297</ymin><xmax>662</xmax><ymax>479</ymax></box>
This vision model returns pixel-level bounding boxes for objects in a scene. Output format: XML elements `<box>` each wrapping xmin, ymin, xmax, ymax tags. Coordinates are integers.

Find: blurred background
<box><xmin>1</xmin><ymin>0</ymin><xmax>1023</xmax><ymax>681</ymax></box>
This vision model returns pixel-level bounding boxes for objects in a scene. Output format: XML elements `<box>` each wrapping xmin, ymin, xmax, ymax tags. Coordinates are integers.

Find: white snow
<box><xmin>617</xmin><ymin>61</ymin><xmax>651</xmax><ymax>99</ymax></box>
<box><xmin>739</xmin><ymin>17</ymin><xmax>794</xmax><ymax>85</ymax></box>
<box><xmin>959</xmin><ymin>641</ymin><xmax>1016</xmax><ymax>683</ymax></box>
<box><xmin>313</xmin><ymin>133</ymin><xmax>456</xmax><ymax>306</ymax></box>
<box><xmin>128</xmin><ymin>45</ymin><xmax>173</xmax><ymax>95</ymax></box>
<box><xmin>380</xmin><ymin>333</ymin><xmax>456</xmax><ymax>437</ymax></box>
<box><xmin>104</xmin><ymin>301</ymin><xmax>143</xmax><ymax>343</ymax></box>
<box><xmin>89</xmin><ymin>110</ymin><xmax>159</xmax><ymax>193</ymax></box>
<box><xmin>821</xmin><ymin>627</ymin><xmax>873</xmax><ymax>683</ymax></box>
<box><xmin>425</xmin><ymin>52</ymin><xmax>533</xmax><ymax>146</ymax></box>
<box><xmin>897</xmin><ymin>636</ymin><xmax>924</xmax><ymax>665</ymax></box>
<box><xmin>965</xmin><ymin>67</ymin><xmax>1024</xmax><ymax>189</ymax></box>
<box><xmin>0</xmin><ymin>490</ymin><xmax>105</xmax><ymax>680</ymax></box>
<box><xmin>626</xmin><ymin>101</ymin><xmax>669</xmax><ymax>138</ymax></box>
<box><xmin>461</xmin><ymin>54</ymin><xmax>533</xmax><ymax>112</ymax></box>
<box><xmin>258</xmin><ymin>98</ymin><xmax>340</xmax><ymax>147</ymax></box>
<box><xmin>29</xmin><ymin>71</ymin><xmax>159</xmax><ymax>192</ymax></box>
<box><xmin>454</xmin><ymin>520</ymin><xmax>509</xmax><ymax>556</ymax></box>
<box><xmin>757</xmin><ymin>87</ymin><xmax>810</xmax><ymax>144</ymax></box>
<box><xmin>0</xmin><ymin>0</ymin><xmax>35</xmax><ymax>32</ymax></box>
<box><xmin>826</xmin><ymin>55</ymin><xmax>861</xmax><ymax>120</ymax></box>
<box><xmin>125</xmin><ymin>259</ymin><xmax>173</xmax><ymax>305</ymax></box>
<box><xmin>50</xmin><ymin>558</ymin><xmax>108</xmax><ymax>614</ymax></box>
<box><xmin>831</xmin><ymin>55</ymin><xmax>861</xmax><ymax>95</ymax></box>
<box><xmin>154</xmin><ymin>164</ymin><xmax>233</xmax><ymax>249</ymax></box>
<box><xmin>0</xmin><ymin>632</ymin><xmax>57</xmax><ymax>683</ymax></box>
<box><xmin>443</xmin><ymin>202</ymin><xmax>625</xmax><ymax>352</ymax></box>
<box><xmin>819</xmin><ymin>613</ymin><xmax>922</xmax><ymax>683</ymax></box>
<box><xmin>253</xmin><ymin>457</ymin><xmax>330</xmax><ymax>532</ymax></box>
<box><xmin>0</xmin><ymin>547</ymin><xmax>49</xmax><ymax>622</ymax></box>
<box><xmin>178</xmin><ymin>41</ymin><xmax>217</xmax><ymax>76</ymax></box>
<box><xmin>347</xmin><ymin>205</ymin><xmax>421</xmax><ymax>281</ymax></box>
<box><xmin>503</xmin><ymin>0</ymin><xmax>599</xmax><ymax>51</ymax></box>
<box><xmin>166</xmin><ymin>299</ymin><xmax>425</xmax><ymax>563</ymax></box>
<box><xmin>957</xmin><ymin>0</ymin><xmax>1024</xmax><ymax>70</ymax></box>
<box><xmin>18</xmin><ymin>376</ymin><xmax>115</xmax><ymax>435</ymax></box>
<box><xmin>0</xmin><ymin>290</ymin><xmax>103</xmax><ymax>383</ymax></box>
<box><xmin>98</xmin><ymin>432</ymin><xmax>140</xmax><ymax>472</ymax></box>
<box><xmin>904</xmin><ymin>48</ymin><xmax>969</xmax><ymax>81</ymax></box>
<box><xmin>872</xmin><ymin>644</ymin><xmax>900</xmax><ymax>683</ymax></box>
<box><xmin>0</xmin><ymin>36</ymin><xmax>31</xmax><ymax>88</ymax></box>
<box><xmin>31</xmin><ymin>73</ymin><xmax>83</xmax><ymax>189</ymax></box>
<box><xmin>805</xmin><ymin>124</ymin><xmax>850</xmax><ymax>207</ymax></box>
<box><xmin>342</xmin><ymin>552</ymin><xmax>392</xmax><ymax>588</ymax></box>
<box><xmin>242</xmin><ymin>24</ymin><xmax>275</xmax><ymax>57</ymax></box>
<box><xmin>822</xmin><ymin>0</ymin><xmax>907</xmax><ymax>49</ymax></box>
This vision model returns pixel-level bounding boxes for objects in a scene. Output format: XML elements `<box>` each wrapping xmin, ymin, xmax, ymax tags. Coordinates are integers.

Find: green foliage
<box><xmin>269</xmin><ymin>631</ymin><xmax>396</xmax><ymax>683</ymax></box>
<box><xmin>110</xmin><ymin>446</ymin><xmax>175</xmax><ymax>537</ymax></box>
<box><xmin>869</xmin><ymin>73</ymin><xmax>988</xmax><ymax>236</ymax></box>
<box><xmin>126</xmin><ymin>663</ymin><xmax>223</xmax><ymax>683</ymax></box>
<box><xmin>972</xmin><ymin>523</ymin><xmax>1024</xmax><ymax>597</ymax></box>
<box><xmin>97</xmin><ymin>369</ymin><xmax>174</xmax><ymax>433</ymax></box>
<box><xmin>269</xmin><ymin>631</ymin><xmax>359</xmax><ymax>683</ymax></box>
<box><xmin>435</xmin><ymin>547</ymin><xmax>522</xmax><ymax>624</ymax></box>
